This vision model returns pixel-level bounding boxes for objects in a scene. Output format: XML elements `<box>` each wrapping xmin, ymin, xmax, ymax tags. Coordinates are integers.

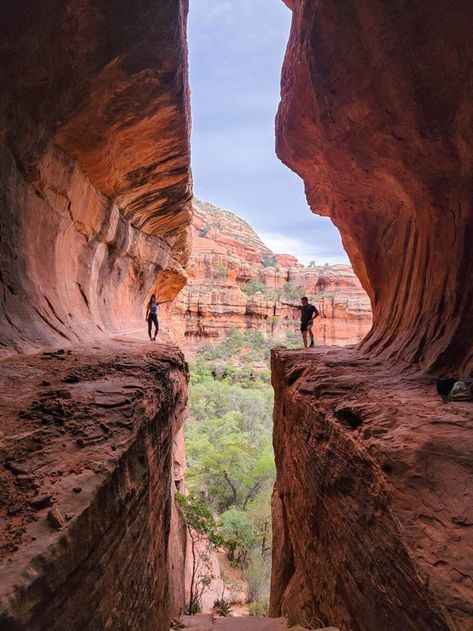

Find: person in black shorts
<box><xmin>299</xmin><ymin>296</ymin><xmax>319</xmax><ymax>348</ymax></box>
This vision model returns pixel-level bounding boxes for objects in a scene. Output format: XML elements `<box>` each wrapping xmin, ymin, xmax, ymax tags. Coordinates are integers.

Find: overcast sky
<box><xmin>188</xmin><ymin>0</ymin><xmax>349</xmax><ymax>265</ymax></box>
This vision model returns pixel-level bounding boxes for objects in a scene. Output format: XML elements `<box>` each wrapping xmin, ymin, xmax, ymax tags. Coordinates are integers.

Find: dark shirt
<box><xmin>300</xmin><ymin>304</ymin><xmax>317</xmax><ymax>325</ymax></box>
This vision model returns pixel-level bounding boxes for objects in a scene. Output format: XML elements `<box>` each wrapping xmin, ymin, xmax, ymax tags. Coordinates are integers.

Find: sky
<box><xmin>188</xmin><ymin>0</ymin><xmax>349</xmax><ymax>266</ymax></box>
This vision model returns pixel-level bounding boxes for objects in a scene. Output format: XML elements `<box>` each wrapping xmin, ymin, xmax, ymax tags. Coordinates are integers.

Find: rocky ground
<box><xmin>270</xmin><ymin>346</ymin><xmax>473</xmax><ymax>630</ymax></box>
<box><xmin>180</xmin><ymin>614</ymin><xmax>339</xmax><ymax>630</ymax></box>
<box><xmin>0</xmin><ymin>335</ymin><xmax>188</xmax><ymax>630</ymax></box>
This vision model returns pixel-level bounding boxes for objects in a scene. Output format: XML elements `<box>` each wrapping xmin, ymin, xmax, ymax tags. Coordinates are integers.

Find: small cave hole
<box><xmin>287</xmin><ymin>367</ymin><xmax>305</xmax><ymax>386</ymax></box>
<box><xmin>335</xmin><ymin>407</ymin><xmax>363</xmax><ymax>429</ymax></box>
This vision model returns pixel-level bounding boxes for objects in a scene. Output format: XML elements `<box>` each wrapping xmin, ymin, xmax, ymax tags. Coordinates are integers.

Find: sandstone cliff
<box><xmin>276</xmin><ymin>0</ymin><xmax>473</xmax><ymax>375</ymax></box>
<box><xmin>0</xmin><ymin>2</ymin><xmax>193</xmax><ymax>628</ymax></box>
<box><xmin>0</xmin><ymin>0</ymin><xmax>192</xmax><ymax>356</ymax></box>
<box><xmin>271</xmin><ymin>348</ymin><xmax>473</xmax><ymax>630</ymax></box>
<box><xmin>270</xmin><ymin>1</ymin><xmax>473</xmax><ymax>629</ymax></box>
<box><xmin>171</xmin><ymin>199</ymin><xmax>371</xmax><ymax>348</ymax></box>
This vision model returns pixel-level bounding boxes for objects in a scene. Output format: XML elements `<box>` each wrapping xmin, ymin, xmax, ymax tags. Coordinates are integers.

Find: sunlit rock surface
<box><xmin>0</xmin><ymin>0</ymin><xmax>192</xmax><ymax>356</ymax></box>
<box><xmin>170</xmin><ymin>199</ymin><xmax>371</xmax><ymax>348</ymax></box>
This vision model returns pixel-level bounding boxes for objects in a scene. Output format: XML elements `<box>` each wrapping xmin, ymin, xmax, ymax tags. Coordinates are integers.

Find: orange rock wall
<box><xmin>277</xmin><ymin>0</ymin><xmax>473</xmax><ymax>375</ymax></box>
<box><xmin>0</xmin><ymin>0</ymin><xmax>192</xmax><ymax>355</ymax></box>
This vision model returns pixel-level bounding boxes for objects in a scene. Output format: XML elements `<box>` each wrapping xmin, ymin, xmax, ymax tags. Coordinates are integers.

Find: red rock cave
<box><xmin>0</xmin><ymin>1</ymin><xmax>472</xmax><ymax>630</ymax></box>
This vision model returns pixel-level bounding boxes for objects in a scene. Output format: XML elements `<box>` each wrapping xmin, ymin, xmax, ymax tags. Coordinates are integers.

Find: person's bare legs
<box><xmin>301</xmin><ymin>330</ymin><xmax>308</xmax><ymax>348</ymax></box>
<box><xmin>308</xmin><ymin>325</ymin><xmax>315</xmax><ymax>347</ymax></box>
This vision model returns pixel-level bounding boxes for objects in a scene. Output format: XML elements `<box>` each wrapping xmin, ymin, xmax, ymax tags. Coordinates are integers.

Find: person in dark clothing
<box><xmin>299</xmin><ymin>296</ymin><xmax>319</xmax><ymax>348</ymax></box>
<box><xmin>146</xmin><ymin>294</ymin><xmax>159</xmax><ymax>341</ymax></box>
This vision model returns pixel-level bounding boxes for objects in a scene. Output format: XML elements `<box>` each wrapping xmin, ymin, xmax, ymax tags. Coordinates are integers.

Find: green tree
<box><xmin>246</xmin><ymin>489</ymin><xmax>273</xmax><ymax>559</ymax></box>
<box><xmin>219</xmin><ymin>508</ymin><xmax>255</xmax><ymax>567</ymax></box>
<box><xmin>240</xmin><ymin>279</ymin><xmax>269</xmax><ymax>297</ymax></box>
<box><xmin>282</xmin><ymin>281</ymin><xmax>304</xmax><ymax>302</ymax></box>
<box><xmin>176</xmin><ymin>493</ymin><xmax>223</xmax><ymax>613</ymax></box>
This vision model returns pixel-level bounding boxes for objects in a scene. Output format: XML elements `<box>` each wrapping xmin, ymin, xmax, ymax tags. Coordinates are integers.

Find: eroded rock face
<box><xmin>277</xmin><ymin>0</ymin><xmax>473</xmax><ymax>374</ymax></box>
<box><xmin>270</xmin><ymin>347</ymin><xmax>473</xmax><ymax>630</ymax></box>
<box><xmin>0</xmin><ymin>0</ymin><xmax>192</xmax><ymax>355</ymax></box>
<box><xmin>0</xmin><ymin>342</ymin><xmax>188</xmax><ymax>630</ymax></box>
<box><xmin>170</xmin><ymin>199</ymin><xmax>371</xmax><ymax>348</ymax></box>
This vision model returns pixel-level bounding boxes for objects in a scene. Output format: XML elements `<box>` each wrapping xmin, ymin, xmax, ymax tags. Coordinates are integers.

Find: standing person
<box><xmin>146</xmin><ymin>294</ymin><xmax>159</xmax><ymax>341</ymax></box>
<box><xmin>300</xmin><ymin>296</ymin><xmax>319</xmax><ymax>348</ymax></box>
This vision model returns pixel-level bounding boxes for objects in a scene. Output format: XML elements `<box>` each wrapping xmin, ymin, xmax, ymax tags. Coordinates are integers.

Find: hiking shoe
<box><xmin>309</xmin><ymin>341</ymin><xmax>315</xmax><ymax>347</ymax></box>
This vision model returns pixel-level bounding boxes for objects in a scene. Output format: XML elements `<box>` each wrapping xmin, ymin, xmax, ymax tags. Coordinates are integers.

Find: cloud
<box><xmin>188</xmin><ymin>0</ymin><xmax>349</xmax><ymax>265</ymax></box>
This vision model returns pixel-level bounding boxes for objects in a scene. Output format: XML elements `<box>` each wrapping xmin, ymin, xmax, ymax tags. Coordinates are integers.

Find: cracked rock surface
<box><xmin>0</xmin><ymin>339</ymin><xmax>188</xmax><ymax>630</ymax></box>
<box><xmin>270</xmin><ymin>346</ymin><xmax>473</xmax><ymax>630</ymax></box>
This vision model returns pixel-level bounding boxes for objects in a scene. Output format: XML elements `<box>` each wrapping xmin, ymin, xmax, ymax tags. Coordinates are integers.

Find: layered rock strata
<box><xmin>0</xmin><ymin>0</ymin><xmax>192</xmax><ymax>356</ymax></box>
<box><xmin>277</xmin><ymin>0</ymin><xmax>473</xmax><ymax>374</ymax></box>
<box><xmin>270</xmin><ymin>347</ymin><xmax>473</xmax><ymax>630</ymax></box>
<box><xmin>0</xmin><ymin>341</ymin><xmax>188</xmax><ymax>630</ymax></box>
<box><xmin>171</xmin><ymin>200</ymin><xmax>371</xmax><ymax>348</ymax></box>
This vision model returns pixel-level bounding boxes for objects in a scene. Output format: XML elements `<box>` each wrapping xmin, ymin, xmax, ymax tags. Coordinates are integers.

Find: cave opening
<box><xmin>177</xmin><ymin>0</ymin><xmax>373</xmax><ymax>618</ymax></box>
<box><xmin>1</xmin><ymin>0</ymin><xmax>472</xmax><ymax>628</ymax></box>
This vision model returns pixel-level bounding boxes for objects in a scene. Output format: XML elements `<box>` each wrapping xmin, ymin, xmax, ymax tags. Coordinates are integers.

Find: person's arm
<box><xmin>145</xmin><ymin>302</ymin><xmax>150</xmax><ymax>321</ymax></box>
<box><xmin>281</xmin><ymin>301</ymin><xmax>301</xmax><ymax>309</ymax></box>
<box><xmin>312</xmin><ymin>306</ymin><xmax>320</xmax><ymax>322</ymax></box>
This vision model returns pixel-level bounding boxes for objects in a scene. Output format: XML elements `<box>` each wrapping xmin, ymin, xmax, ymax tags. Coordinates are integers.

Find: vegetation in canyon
<box><xmin>184</xmin><ymin>329</ymin><xmax>299</xmax><ymax>614</ymax></box>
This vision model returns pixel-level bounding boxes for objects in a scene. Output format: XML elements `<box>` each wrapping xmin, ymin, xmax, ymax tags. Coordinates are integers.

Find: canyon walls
<box><xmin>271</xmin><ymin>2</ymin><xmax>473</xmax><ymax>629</ymax></box>
<box><xmin>171</xmin><ymin>199</ymin><xmax>371</xmax><ymax>348</ymax></box>
<box><xmin>0</xmin><ymin>2</ymin><xmax>194</xmax><ymax>627</ymax></box>
<box><xmin>270</xmin><ymin>348</ymin><xmax>473</xmax><ymax>630</ymax></box>
<box><xmin>0</xmin><ymin>0</ymin><xmax>192</xmax><ymax>356</ymax></box>
<box><xmin>277</xmin><ymin>0</ymin><xmax>473</xmax><ymax>375</ymax></box>
<box><xmin>0</xmin><ymin>344</ymin><xmax>189</xmax><ymax>630</ymax></box>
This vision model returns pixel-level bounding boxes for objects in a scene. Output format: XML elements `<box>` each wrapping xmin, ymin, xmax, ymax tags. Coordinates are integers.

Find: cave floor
<box><xmin>181</xmin><ymin>614</ymin><xmax>338</xmax><ymax>630</ymax></box>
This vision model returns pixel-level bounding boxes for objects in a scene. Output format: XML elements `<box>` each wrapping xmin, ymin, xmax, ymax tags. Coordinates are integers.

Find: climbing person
<box><xmin>299</xmin><ymin>296</ymin><xmax>319</xmax><ymax>348</ymax></box>
<box><xmin>146</xmin><ymin>294</ymin><xmax>160</xmax><ymax>341</ymax></box>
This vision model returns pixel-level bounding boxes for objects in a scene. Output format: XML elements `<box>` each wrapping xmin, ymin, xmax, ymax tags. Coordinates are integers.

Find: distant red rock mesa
<box><xmin>170</xmin><ymin>199</ymin><xmax>372</xmax><ymax>347</ymax></box>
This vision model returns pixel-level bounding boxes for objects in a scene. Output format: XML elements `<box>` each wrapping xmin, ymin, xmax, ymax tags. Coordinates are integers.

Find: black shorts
<box><xmin>300</xmin><ymin>322</ymin><xmax>313</xmax><ymax>332</ymax></box>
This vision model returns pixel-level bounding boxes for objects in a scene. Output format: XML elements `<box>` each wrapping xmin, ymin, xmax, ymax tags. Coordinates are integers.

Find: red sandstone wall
<box><xmin>270</xmin><ymin>348</ymin><xmax>473</xmax><ymax>629</ymax></box>
<box><xmin>171</xmin><ymin>199</ymin><xmax>372</xmax><ymax>348</ymax></box>
<box><xmin>0</xmin><ymin>0</ymin><xmax>192</xmax><ymax>355</ymax></box>
<box><xmin>0</xmin><ymin>346</ymin><xmax>189</xmax><ymax>630</ymax></box>
<box><xmin>277</xmin><ymin>0</ymin><xmax>473</xmax><ymax>374</ymax></box>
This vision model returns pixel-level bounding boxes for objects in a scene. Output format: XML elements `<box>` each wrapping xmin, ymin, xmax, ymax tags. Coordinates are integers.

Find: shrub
<box><xmin>248</xmin><ymin>601</ymin><xmax>269</xmax><ymax>616</ymax></box>
<box><xmin>220</xmin><ymin>509</ymin><xmax>255</xmax><ymax>567</ymax></box>
<box><xmin>246</xmin><ymin>549</ymin><xmax>271</xmax><ymax>604</ymax></box>
<box><xmin>215</xmin><ymin>262</ymin><xmax>226</xmax><ymax>277</ymax></box>
<box><xmin>261</xmin><ymin>252</ymin><xmax>276</xmax><ymax>268</ymax></box>
<box><xmin>240</xmin><ymin>279</ymin><xmax>268</xmax><ymax>297</ymax></box>
<box><xmin>282</xmin><ymin>281</ymin><xmax>304</xmax><ymax>302</ymax></box>
<box><xmin>213</xmin><ymin>597</ymin><xmax>233</xmax><ymax>617</ymax></box>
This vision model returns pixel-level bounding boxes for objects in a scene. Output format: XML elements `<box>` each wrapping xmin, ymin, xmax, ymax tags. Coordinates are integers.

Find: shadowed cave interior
<box><xmin>0</xmin><ymin>1</ymin><xmax>472</xmax><ymax>630</ymax></box>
